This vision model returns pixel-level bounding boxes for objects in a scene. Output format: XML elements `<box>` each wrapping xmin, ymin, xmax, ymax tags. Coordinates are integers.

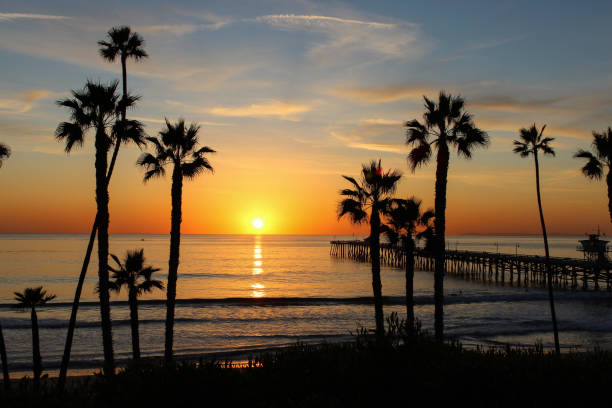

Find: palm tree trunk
<box><xmin>607</xmin><ymin>168</ymin><xmax>612</xmax><ymax>223</ymax></box>
<box><xmin>31</xmin><ymin>307</ymin><xmax>41</xmax><ymax>391</ymax></box>
<box><xmin>58</xmin><ymin>214</ymin><xmax>97</xmax><ymax>390</ymax></box>
<box><xmin>95</xmin><ymin>127</ymin><xmax>114</xmax><ymax>375</ymax></box>
<box><xmin>165</xmin><ymin>164</ymin><xmax>183</xmax><ymax>361</ymax></box>
<box><xmin>128</xmin><ymin>287</ymin><xmax>140</xmax><ymax>360</ymax></box>
<box><xmin>433</xmin><ymin>142</ymin><xmax>449</xmax><ymax>342</ymax></box>
<box><xmin>58</xmin><ymin>153</ymin><xmax>123</xmax><ymax>389</ymax></box>
<box><xmin>58</xmin><ymin>56</ymin><xmax>129</xmax><ymax>390</ymax></box>
<box><xmin>405</xmin><ymin>238</ymin><xmax>415</xmax><ymax>328</ymax></box>
<box><xmin>534</xmin><ymin>153</ymin><xmax>561</xmax><ymax>355</ymax></box>
<box><xmin>369</xmin><ymin>207</ymin><xmax>384</xmax><ymax>339</ymax></box>
<box><xmin>0</xmin><ymin>321</ymin><xmax>10</xmax><ymax>390</ymax></box>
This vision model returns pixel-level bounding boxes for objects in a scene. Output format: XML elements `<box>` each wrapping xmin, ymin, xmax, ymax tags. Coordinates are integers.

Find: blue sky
<box><xmin>1</xmin><ymin>0</ymin><xmax>612</xmax><ymax>234</ymax></box>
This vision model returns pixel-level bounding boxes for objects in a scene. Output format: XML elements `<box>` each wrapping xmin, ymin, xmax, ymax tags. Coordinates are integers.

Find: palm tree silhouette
<box><xmin>106</xmin><ymin>249</ymin><xmax>162</xmax><ymax>360</ymax></box>
<box><xmin>513</xmin><ymin>123</ymin><xmax>560</xmax><ymax>355</ymax></box>
<box><xmin>0</xmin><ymin>321</ymin><xmax>9</xmax><ymax>390</ymax></box>
<box><xmin>98</xmin><ymin>26</ymin><xmax>148</xmax><ymax>175</ymax></box>
<box><xmin>56</xmin><ymin>80</ymin><xmax>145</xmax><ymax>377</ymax></box>
<box><xmin>138</xmin><ymin>119</ymin><xmax>215</xmax><ymax>361</ymax></box>
<box><xmin>58</xmin><ymin>27</ymin><xmax>148</xmax><ymax>389</ymax></box>
<box><xmin>338</xmin><ymin>160</ymin><xmax>402</xmax><ymax>338</ymax></box>
<box><xmin>13</xmin><ymin>287</ymin><xmax>55</xmax><ymax>391</ymax></box>
<box><xmin>405</xmin><ymin>91</ymin><xmax>488</xmax><ymax>341</ymax></box>
<box><xmin>0</xmin><ymin>142</ymin><xmax>10</xmax><ymax>167</ymax></box>
<box><xmin>383</xmin><ymin>197</ymin><xmax>434</xmax><ymax>327</ymax></box>
<box><xmin>574</xmin><ymin>127</ymin><xmax>612</xmax><ymax>222</ymax></box>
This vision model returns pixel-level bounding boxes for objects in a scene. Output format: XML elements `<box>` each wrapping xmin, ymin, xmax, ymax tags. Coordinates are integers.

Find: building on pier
<box><xmin>578</xmin><ymin>233</ymin><xmax>610</xmax><ymax>265</ymax></box>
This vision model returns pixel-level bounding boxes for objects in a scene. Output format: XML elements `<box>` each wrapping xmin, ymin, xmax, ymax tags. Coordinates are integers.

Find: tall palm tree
<box><xmin>58</xmin><ymin>28</ymin><xmax>147</xmax><ymax>389</ymax></box>
<box><xmin>56</xmin><ymin>80</ymin><xmax>145</xmax><ymax>377</ymax></box>
<box><xmin>0</xmin><ymin>142</ymin><xmax>10</xmax><ymax>167</ymax></box>
<box><xmin>98</xmin><ymin>26</ymin><xmax>148</xmax><ymax>175</ymax></box>
<box><xmin>0</xmin><ymin>321</ymin><xmax>9</xmax><ymax>390</ymax></box>
<box><xmin>513</xmin><ymin>124</ymin><xmax>560</xmax><ymax>355</ymax></box>
<box><xmin>59</xmin><ymin>29</ymin><xmax>148</xmax><ymax>389</ymax></box>
<box><xmin>383</xmin><ymin>198</ymin><xmax>434</xmax><ymax>327</ymax></box>
<box><xmin>575</xmin><ymin>127</ymin><xmax>612</xmax><ymax>222</ymax></box>
<box><xmin>107</xmin><ymin>249</ymin><xmax>163</xmax><ymax>360</ymax></box>
<box><xmin>405</xmin><ymin>91</ymin><xmax>488</xmax><ymax>341</ymax></box>
<box><xmin>13</xmin><ymin>287</ymin><xmax>55</xmax><ymax>391</ymax></box>
<box><xmin>138</xmin><ymin>119</ymin><xmax>215</xmax><ymax>361</ymax></box>
<box><xmin>338</xmin><ymin>160</ymin><xmax>402</xmax><ymax>338</ymax></box>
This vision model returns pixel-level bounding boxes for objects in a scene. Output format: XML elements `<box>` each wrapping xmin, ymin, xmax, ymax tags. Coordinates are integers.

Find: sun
<box><xmin>252</xmin><ymin>218</ymin><xmax>264</xmax><ymax>230</ymax></box>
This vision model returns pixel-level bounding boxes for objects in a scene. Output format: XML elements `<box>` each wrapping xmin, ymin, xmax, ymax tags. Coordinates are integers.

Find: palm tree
<box><xmin>513</xmin><ymin>124</ymin><xmax>560</xmax><ymax>355</ymax></box>
<box><xmin>98</xmin><ymin>26</ymin><xmax>148</xmax><ymax>175</ymax></box>
<box><xmin>13</xmin><ymin>287</ymin><xmax>55</xmax><ymax>391</ymax></box>
<box><xmin>56</xmin><ymin>80</ymin><xmax>145</xmax><ymax>377</ymax></box>
<box><xmin>574</xmin><ymin>127</ymin><xmax>612</xmax><ymax>222</ymax></box>
<box><xmin>338</xmin><ymin>160</ymin><xmax>402</xmax><ymax>338</ymax></box>
<box><xmin>138</xmin><ymin>119</ymin><xmax>215</xmax><ymax>361</ymax></box>
<box><xmin>58</xmin><ymin>28</ymin><xmax>147</xmax><ymax>389</ymax></box>
<box><xmin>0</xmin><ymin>321</ymin><xmax>9</xmax><ymax>390</ymax></box>
<box><xmin>0</xmin><ymin>142</ymin><xmax>10</xmax><ymax>167</ymax></box>
<box><xmin>383</xmin><ymin>198</ymin><xmax>434</xmax><ymax>327</ymax></box>
<box><xmin>107</xmin><ymin>249</ymin><xmax>163</xmax><ymax>360</ymax></box>
<box><xmin>405</xmin><ymin>91</ymin><xmax>488</xmax><ymax>341</ymax></box>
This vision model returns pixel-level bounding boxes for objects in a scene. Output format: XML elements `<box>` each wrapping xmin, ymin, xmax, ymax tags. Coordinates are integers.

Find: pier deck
<box><xmin>330</xmin><ymin>240</ymin><xmax>612</xmax><ymax>290</ymax></box>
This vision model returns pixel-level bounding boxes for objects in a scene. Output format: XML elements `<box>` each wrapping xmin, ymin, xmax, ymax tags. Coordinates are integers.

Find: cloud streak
<box><xmin>329</xmin><ymin>84</ymin><xmax>432</xmax><ymax>103</ymax></box>
<box><xmin>208</xmin><ymin>101</ymin><xmax>312</xmax><ymax>121</ymax></box>
<box><xmin>253</xmin><ymin>14</ymin><xmax>424</xmax><ymax>62</ymax></box>
<box><xmin>0</xmin><ymin>12</ymin><xmax>69</xmax><ymax>21</ymax></box>
<box><xmin>0</xmin><ymin>89</ymin><xmax>54</xmax><ymax>113</ymax></box>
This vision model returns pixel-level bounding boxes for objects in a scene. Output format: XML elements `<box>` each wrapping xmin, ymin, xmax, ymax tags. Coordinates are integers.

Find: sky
<box><xmin>1</xmin><ymin>0</ymin><xmax>612</xmax><ymax>235</ymax></box>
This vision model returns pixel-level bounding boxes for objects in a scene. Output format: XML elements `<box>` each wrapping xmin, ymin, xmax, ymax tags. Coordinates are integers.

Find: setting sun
<box><xmin>252</xmin><ymin>218</ymin><xmax>264</xmax><ymax>230</ymax></box>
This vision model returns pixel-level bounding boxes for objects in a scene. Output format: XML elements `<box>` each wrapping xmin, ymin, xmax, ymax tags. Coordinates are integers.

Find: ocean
<box><xmin>1</xmin><ymin>234</ymin><xmax>611</xmax><ymax>376</ymax></box>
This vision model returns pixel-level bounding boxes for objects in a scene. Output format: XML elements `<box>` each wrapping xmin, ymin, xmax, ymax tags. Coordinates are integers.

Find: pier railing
<box><xmin>330</xmin><ymin>240</ymin><xmax>611</xmax><ymax>291</ymax></box>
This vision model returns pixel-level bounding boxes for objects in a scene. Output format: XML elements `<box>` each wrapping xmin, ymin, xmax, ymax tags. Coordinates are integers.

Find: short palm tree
<box><xmin>0</xmin><ymin>142</ymin><xmax>10</xmax><ymax>167</ymax></box>
<box><xmin>56</xmin><ymin>80</ymin><xmax>145</xmax><ymax>377</ymax></box>
<box><xmin>338</xmin><ymin>160</ymin><xmax>402</xmax><ymax>338</ymax></box>
<box><xmin>107</xmin><ymin>249</ymin><xmax>162</xmax><ymax>360</ymax></box>
<box><xmin>0</xmin><ymin>321</ymin><xmax>9</xmax><ymax>390</ymax></box>
<box><xmin>13</xmin><ymin>287</ymin><xmax>55</xmax><ymax>390</ymax></box>
<box><xmin>138</xmin><ymin>119</ymin><xmax>215</xmax><ymax>361</ymax></box>
<box><xmin>574</xmin><ymin>127</ymin><xmax>612</xmax><ymax>222</ymax></box>
<box><xmin>405</xmin><ymin>92</ymin><xmax>488</xmax><ymax>341</ymax></box>
<box><xmin>513</xmin><ymin>123</ymin><xmax>560</xmax><ymax>355</ymax></box>
<box><xmin>383</xmin><ymin>197</ymin><xmax>434</xmax><ymax>327</ymax></box>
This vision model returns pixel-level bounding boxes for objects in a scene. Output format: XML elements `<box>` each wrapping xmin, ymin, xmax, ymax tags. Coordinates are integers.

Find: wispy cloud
<box><xmin>346</xmin><ymin>142</ymin><xmax>404</xmax><ymax>153</ymax></box>
<box><xmin>0</xmin><ymin>89</ymin><xmax>54</xmax><ymax>113</ymax></box>
<box><xmin>329</xmin><ymin>84</ymin><xmax>432</xmax><ymax>103</ymax></box>
<box><xmin>359</xmin><ymin>118</ymin><xmax>403</xmax><ymax>126</ymax></box>
<box><xmin>470</xmin><ymin>95</ymin><xmax>567</xmax><ymax>113</ymax></box>
<box><xmin>0</xmin><ymin>12</ymin><xmax>69</xmax><ymax>22</ymax></box>
<box><xmin>132</xmin><ymin>115</ymin><xmax>230</xmax><ymax>127</ymax></box>
<box><xmin>138</xmin><ymin>13</ymin><xmax>232</xmax><ymax>35</ymax></box>
<box><xmin>208</xmin><ymin>101</ymin><xmax>312</xmax><ymax>121</ymax></box>
<box><xmin>253</xmin><ymin>14</ymin><xmax>424</xmax><ymax>62</ymax></box>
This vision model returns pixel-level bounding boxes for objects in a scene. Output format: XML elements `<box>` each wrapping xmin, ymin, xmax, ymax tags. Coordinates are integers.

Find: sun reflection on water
<box><xmin>251</xmin><ymin>236</ymin><xmax>265</xmax><ymax>297</ymax></box>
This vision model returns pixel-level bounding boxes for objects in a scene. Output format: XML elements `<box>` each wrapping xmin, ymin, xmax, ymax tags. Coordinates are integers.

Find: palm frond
<box><xmin>112</xmin><ymin>119</ymin><xmax>146</xmax><ymax>147</ymax></box>
<box><xmin>0</xmin><ymin>142</ymin><xmax>10</xmax><ymax>167</ymax></box>
<box><xmin>575</xmin><ymin>149</ymin><xmax>603</xmax><ymax>179</ymax></box>
<box><xmin>338</xmin><ymin>198</ymin><xmax>367</xmax><ymax>224</ymax></box>
<box><xmin>407</xmin><ymin>141</ymin><xmax>432</xmax><ymax>171</ymax></box>
<box><xmin>182</xmin><ymin>156</ymin><xmax>214</xmax><ymax>179</ymax></box>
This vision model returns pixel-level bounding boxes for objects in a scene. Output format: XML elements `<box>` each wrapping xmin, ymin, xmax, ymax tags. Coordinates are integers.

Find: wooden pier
<box><xmin>330</xmin><ymin>240</ymin><xmax>612</xmax><ymax>291</ymax></box>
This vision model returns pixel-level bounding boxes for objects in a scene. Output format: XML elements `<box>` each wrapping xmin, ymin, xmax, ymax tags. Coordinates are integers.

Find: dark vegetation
<box><xmin>2</xmin><ymin>317</ymin><xmax>611</xmax><ymax>407</ymax></box>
